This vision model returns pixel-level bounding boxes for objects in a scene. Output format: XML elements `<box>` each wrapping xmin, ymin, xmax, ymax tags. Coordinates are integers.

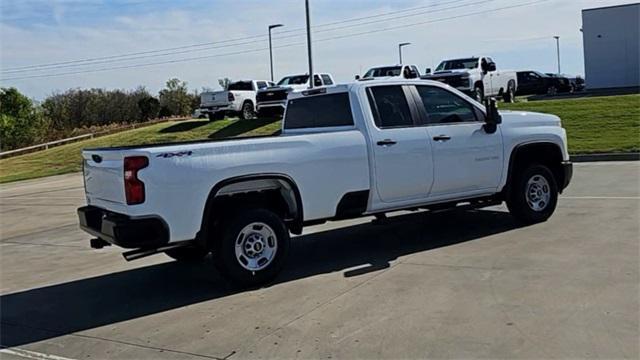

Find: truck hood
<box><xmin>500</xmin><ymin>110</ymin><xmax>562</xmax><ymax>127</ymax></box>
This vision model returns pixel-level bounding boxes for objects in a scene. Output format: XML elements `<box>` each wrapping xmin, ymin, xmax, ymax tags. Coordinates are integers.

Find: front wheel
<box><xmin>213</xmin><ymin>208</ymin><xmax>290</xmax><ymax>287</ymax></box>
<box><xmin>506</xmin><ymin>164</ymin><xmax>558</xmax><ymax>224</ymax></box>
<box><xmin>473</xmin><ymin>85</ymin><xmax>484</xmax><ymax>102</ymax></box>
<box><xmin>503</xmin><ymin>82</ymin><xmax>515</xmax><ymax>103</ymax></box>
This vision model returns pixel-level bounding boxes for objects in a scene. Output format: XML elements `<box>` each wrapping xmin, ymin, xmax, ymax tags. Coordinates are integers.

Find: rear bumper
<box><xmin>560</xmin><ymin>161</ymin><xmax>573</xmax><ymax>191</ymax></box>
<box><xmin>77</xmin><ymin>206</ymin><xmax>169</xmax><ymax>249</ymax></box>
<box><xmin>256</xmin><ymin>101</ymin><xmax>286</xmax><ymax>110</ymax></box>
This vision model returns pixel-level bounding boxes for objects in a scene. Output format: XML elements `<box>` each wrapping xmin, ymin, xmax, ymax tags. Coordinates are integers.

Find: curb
<box><xmin>570</xmin><ymin>153</ymin><xmax>640</xmax><ymax>162</ymax></box>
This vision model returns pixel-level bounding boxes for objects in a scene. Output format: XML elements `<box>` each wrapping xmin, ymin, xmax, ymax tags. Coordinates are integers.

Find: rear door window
<box><xmin>285</xmin><ymin>93</ymin><xmax>354</xmax><ymax>129</ymax></box>
<box><xmin>367</xmin><ymin>86</ymin><xmax>414</xmax><ymax>128</ymax></box>
<box><xmin>228</xmin><ymin>82</ymin><xmax>253</xmax><ymax>91</ymax></box>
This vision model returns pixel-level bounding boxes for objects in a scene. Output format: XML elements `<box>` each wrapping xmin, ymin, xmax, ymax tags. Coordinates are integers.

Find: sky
<box><xmin>1</xmin><ymin>0</ymin><xmax>637</xmax><ymax>99</ymax></box>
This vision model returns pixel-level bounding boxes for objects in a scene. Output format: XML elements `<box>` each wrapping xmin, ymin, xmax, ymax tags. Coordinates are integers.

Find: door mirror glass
<box><xmin>355</xmin><ymin>75</ymin><xmax>361</xmax><ymax>80</ymax></box>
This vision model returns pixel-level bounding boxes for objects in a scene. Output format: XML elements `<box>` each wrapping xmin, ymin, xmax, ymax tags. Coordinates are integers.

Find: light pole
<box><xmin>398</xmin><ymin>42</ymin><xmax>411</xmax><ymax>64</ymax></box>
<box><xmin>553</xmin><ymin>36</ymin><xmax>561</xmax><ymax>74</ymax></box>
<box><xmin>305</xmin><ymin>0</ymin><xmax>314</xmax><ymax>88</ymax></box>
<box><xmin>268</xmin><ymin>24</ymin><xmax>283</xmax><ymax>82</ymax></box>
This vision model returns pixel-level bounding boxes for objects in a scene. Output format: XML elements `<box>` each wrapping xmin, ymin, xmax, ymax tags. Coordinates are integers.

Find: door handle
<box><xmin>433</xmin><ymin>135</ymin><xmax>451</xmax><ymax>142</ymax></box>
<box><xmin>377</xmin><ymin>139</ymin><xmax>397</xmax><ymax>146</ymax></box>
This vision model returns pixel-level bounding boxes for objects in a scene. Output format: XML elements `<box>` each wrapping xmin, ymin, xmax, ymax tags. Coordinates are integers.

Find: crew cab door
<box><xmin>411</xmin><ymin>85</ymin><xmax>503</xmax><ymax>198</ymax></box>
<box><xmin>366</xmin><ymin>85</ymin><xmax>434</xmax><ymax>203</ymax></box>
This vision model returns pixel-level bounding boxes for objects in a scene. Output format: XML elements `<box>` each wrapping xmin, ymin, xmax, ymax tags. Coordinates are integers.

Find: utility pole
<box><xmin>398</xmin><ymin>42</ymin><xmax>411</xmax><ymax>64</ymax></box>
<box><xmin>305</xmin><ymin>0</ymin><xmax>314</xmax><ymax>88</ymax></box>
<box><xmin>553</xmin><ymin>36</ymin><xmax>561</xmax><ymax>74</ymax></box>
<box><xmin>268</xmin><ymin>24</ymin><xmax>284</xmax><ymax>82</ymax></box>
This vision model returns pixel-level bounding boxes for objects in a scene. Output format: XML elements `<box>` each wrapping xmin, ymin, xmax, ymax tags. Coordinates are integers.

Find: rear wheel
<box><xmin>547</xmin><ymin>85</ymin><xmax>558</xmax><ymax>96</ymax></box>
<box><xmin>506</xmin><ymin>164</ymin><xmax>558</xmax><ymax>224</ymax></box>
<box><xmin>165</xmin><ymin>246</ymin><xmax>209</xmax><ymax>262</ymax></box>
<box><xmin>240</xmin><ymin>101</ymin><xmax>255</xmax><ymax>120</ymax></box>
<box><xmin>212</xmin><ymin>208</ymin><xmax>290</xmax><ymax>287</ymax></box>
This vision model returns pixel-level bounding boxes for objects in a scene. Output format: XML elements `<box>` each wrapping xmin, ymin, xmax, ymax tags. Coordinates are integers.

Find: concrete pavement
<box><xmin>1</xmin><ymin>162</ymin><xmax>638</xmax><ymax>359</ymax></box>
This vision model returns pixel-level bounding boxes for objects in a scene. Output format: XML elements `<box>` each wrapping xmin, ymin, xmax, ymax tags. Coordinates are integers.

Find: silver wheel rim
<box><xmin>526</xmin><ymin>174</ymin><xmax>551</xmax><ymax>212</ymax></box>
<box><xmin>243</xmin><ymin>104</ymin><xmax>252</xmax><ymax>119</ymax></box>
<box><xmin>235</xmin><ymin>222</ymin><xmax>277</xmax><ymax>271</ymax></box>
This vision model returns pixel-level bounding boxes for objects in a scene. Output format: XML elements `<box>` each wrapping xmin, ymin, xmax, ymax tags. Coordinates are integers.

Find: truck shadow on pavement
<box><xmin>1</xmin><ymin>208</ymin><xmax>521</xmax><ymax>348</ymax></box>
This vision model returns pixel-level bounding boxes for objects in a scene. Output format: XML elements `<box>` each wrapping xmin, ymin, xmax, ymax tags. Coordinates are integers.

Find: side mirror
<box><xmin>355</xmin><ymin>75</ymin><xmax>361</xmax><ymax>80</ymax></box>
<box><xmin>487</xmin><ymin>62</ymin><xmax>496</xmax><ymax>72</ymax></box>
<box><xmin>425</xmin><ymin>68</ymin><xmax>431</xmax><ymax>75</ymax></box>
<box><xmin>483</xmin><ymin>97</ymin><xmax>502</xmax><ymax>134</ymax></box>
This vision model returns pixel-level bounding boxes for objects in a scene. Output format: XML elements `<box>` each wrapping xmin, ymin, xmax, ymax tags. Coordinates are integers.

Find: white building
<box><xmin>581</xmin><ymin>3</ymin><xmax>640</xmax><ymax>90</ymax></box>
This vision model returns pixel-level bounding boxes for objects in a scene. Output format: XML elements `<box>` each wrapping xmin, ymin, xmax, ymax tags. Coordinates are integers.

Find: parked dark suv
<box><xmin>516</xmin><ymin>71</ymin><xmax>574</xmax><ymax>96</ymax></box>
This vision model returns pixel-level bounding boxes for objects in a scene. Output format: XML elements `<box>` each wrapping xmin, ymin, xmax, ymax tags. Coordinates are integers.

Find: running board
<box><xmin>122</xmin><ymin>241</ymin><xmax>196</xmax><ymax>262</ymax></box>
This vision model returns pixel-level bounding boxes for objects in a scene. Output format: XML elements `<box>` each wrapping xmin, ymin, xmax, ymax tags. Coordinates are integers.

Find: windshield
<box><xmin>435</xmin><ymin>58</ymin><xmax>478</xmax><ymax>71</ymax></box>
<box><xmin>228</xmin><ymin>81</ymin><xmax>253</xmax><ymax>91</ymax></box>
<box><xmin>278</xmin><ymin>75</ymin><xmax>309</xmax><ymax>85</ymax></box>
<box><xmin>364</xmin><ymin>66</ymin><xmax>402</xmax><ymax>78</ymax></box>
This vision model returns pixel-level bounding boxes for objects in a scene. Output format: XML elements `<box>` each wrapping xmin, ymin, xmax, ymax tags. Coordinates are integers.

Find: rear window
<box><xmin>284</xmin><ymin>93</ymin><xmax>354</xmax><ymax>130</ymax></box>
<box><xmin>228</xmin><ymin>81</ymin><xmax>253</xmax><ymax>91</ymax></box>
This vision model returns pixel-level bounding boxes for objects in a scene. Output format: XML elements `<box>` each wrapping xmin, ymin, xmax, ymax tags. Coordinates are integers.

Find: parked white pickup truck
<box><xmin>256</xmin><ymin>73</ymin><xmax>334</xmax><ymax>117</ymax></box>
<box><xmin>423</xmin><ymin>57</ymin><xmax>518</xmax><ymax>103</ymax></box>
<box><xmin>78</xmin><ymin>79</ymin><xmax>572</xmax><ymax>287</ymax></box>
<box><xmin>357</xmin><ymin>64</ymin><xmax>421</xmax><ymax>80</ymax></box>
<box><xmin>200</xmin><ymin>80</ymin><xmax>274</xmax><ymax>121</ymax></box>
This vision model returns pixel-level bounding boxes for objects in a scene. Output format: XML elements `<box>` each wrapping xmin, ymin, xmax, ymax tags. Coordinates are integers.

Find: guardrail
<box><xmin>0</xmin><ymin>116</ymin><xmax>190</xmax><ymax>159</ymax></box>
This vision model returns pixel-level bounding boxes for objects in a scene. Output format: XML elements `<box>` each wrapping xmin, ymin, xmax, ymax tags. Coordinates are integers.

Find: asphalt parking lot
<box><xmin>1</xmin><ymin>162</ymin><xmax>638</xmax><ymax>359</ymax></box>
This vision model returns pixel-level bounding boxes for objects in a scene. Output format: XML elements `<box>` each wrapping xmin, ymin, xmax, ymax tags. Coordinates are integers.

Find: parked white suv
<box><xmin>200</xmin><ymin>80</ymin><xmax>274</xmax><ymax>121</ymax></box>
<box><xmin>423</xmin><ymin>57</ymin><xmax>518</xmax><ymax>102</ymax></box>
<box><xmin>78</xmin><ymin>79</ymin><xmax>571</xmax><ymax>287</ymax></box>
<box><xmin>255</xmin><ymin>73</ymin><xmax>334</xmax><ymax>117</ymax></box>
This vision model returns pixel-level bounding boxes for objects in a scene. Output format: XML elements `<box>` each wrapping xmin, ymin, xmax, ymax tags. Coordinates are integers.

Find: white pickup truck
<box><xmin>423</xmin><ymin>57</ymin><xmax>518</xmax><ymax>103</ymax></box>
<box><xmin>357</xmin><ymin>64</ymin><xmax>421</xmax><ymax>80</ymax></box>
<box><xmin>255</xmin><ymin>73</ymin><xmax>334</xmax><ymax>117</ymax></box>
<box><xmin>78</xmin><ymin>79</ymin><xmax>572</xmax><ymax>287</ymax></box>
<box><xmin>200</xmin><ymin>80</ymin><xmax>274</xmax><ymax>121</ymax></box>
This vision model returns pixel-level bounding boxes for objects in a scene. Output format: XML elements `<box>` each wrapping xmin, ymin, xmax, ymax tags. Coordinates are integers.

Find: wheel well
<box><xmin>199</xmin><ymin>175</ymin><xmax>303</xmax><ymax>247</ymax></box>
<box><xmin>506</xmin><ymin>142</ymin><xmax>565</xmax><ymax>194</ymax></box>
<box><xmin>474</xmin><ymin>81</ymin><xmax>483</xmax><ymax>89</ymax></box>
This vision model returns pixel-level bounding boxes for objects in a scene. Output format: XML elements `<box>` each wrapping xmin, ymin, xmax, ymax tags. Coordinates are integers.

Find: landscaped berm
<box><xmin>1</xmin><ymin>94</ymin><xmax>638</xmax><ymax>184</ymax></box>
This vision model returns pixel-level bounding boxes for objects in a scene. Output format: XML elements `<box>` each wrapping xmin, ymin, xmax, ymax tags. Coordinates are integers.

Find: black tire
<box><xmin>212</xmin><ymin>208</ymin><xmax>290</xmax><ymax>287</ymax></box>
<box><xmin>506</xmin><ymin>164</ymin><xmax>558</xmax><ymax>224</ymax></box>
<box><xmin>165</xmin><ymin>246</ymin><xmax>209</xmax><ymax>262</ymax></box>
<box><xmin>473</xmin><ymin>84</ymin><xmax>484</xmax><ymax>102</ymax></box>
<box><xmin>208</xmin><ymin>112</ymin><xmax>224</xmax><ymax>121</ymax></box>
<box><xmin>240</xmin><ymin>101</ymin><xmax>255</xmax><ymax>120</ymax></box>
<box><xmin>503</xmin><ymin>81</ymin><xmax>515</xmax><ymax>103</ymax></box>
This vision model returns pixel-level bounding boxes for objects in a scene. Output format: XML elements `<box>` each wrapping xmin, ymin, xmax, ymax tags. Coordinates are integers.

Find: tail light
<box><xmin>228</xmin><ymin>92</ymin><xmax>235</xmax><ymax>101</ymax></box>
<box><xmin>124</xmin><ymin>156</ymin><xmax>148</xmax><ymax>205</ymax></box>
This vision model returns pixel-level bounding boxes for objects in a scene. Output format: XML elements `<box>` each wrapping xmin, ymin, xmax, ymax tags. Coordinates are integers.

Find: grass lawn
<box><xmin>1</xmin><ymin>94</ymin><xmax>638</xmax><ymax>183</ymax></box>
<box><xmin>502</xmin><ymin>94</ymin><xmax>639</xmax><ymax>154</ymax></box>
<box><xmin>0</xmin><ymin>117</ymin><xmax>281</xmax><ymax>183</ymax></box>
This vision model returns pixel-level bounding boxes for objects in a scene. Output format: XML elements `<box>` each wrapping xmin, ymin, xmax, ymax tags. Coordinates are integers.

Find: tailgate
<box><xmin>201</xmin><ymin>91</ymin><xmax>229</xmax><ymax>107</ymax></box>
<box><xmin>82</xmin><ymin>150</ymin><xmax>126</xmax><ymax>205</ymax></box>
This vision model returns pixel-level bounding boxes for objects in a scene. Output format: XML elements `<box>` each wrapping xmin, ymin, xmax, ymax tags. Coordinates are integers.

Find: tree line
<box><xmin>0</xmin><ymin>78</ymin><xmax>201</xmax><ymax>152</ymax></box>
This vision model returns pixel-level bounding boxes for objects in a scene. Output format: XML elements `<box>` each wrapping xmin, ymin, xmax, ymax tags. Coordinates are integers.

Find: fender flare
<box><xmin>200</xmin><ymin>173</ymin><xmax>304</xmax><ymax>239</ymax></box>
